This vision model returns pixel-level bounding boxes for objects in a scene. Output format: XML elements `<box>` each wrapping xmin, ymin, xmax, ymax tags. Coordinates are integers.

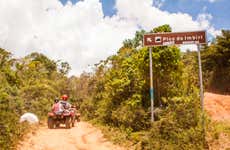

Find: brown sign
<box><xmin>143</xmin><ymin>30</ymin><xmax>206</xmax><ymax>46</ymax></box>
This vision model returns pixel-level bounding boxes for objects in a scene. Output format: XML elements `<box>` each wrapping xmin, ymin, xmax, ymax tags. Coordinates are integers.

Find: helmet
<box><xmin>61</xmin><ymin>94</ymin><xmax>68</xmax><ymax>101</ymax></box>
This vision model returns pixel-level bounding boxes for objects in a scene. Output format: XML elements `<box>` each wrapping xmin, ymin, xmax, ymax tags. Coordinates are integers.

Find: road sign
<box><xmin>143</xmin><ymin>30</ymin><xmax>206</xmax><ymax>47</ymax></box>
<box><xmin>144</xmin><ymin>30</ymin><xmax>207</xmax><ymax>127</ymax></box>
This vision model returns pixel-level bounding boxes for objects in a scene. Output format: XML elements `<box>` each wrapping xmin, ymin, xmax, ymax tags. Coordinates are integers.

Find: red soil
<box><xmin>204</xmin><ymin>92</ymin><xmax>230</xmax><ymax>121</ymax></box>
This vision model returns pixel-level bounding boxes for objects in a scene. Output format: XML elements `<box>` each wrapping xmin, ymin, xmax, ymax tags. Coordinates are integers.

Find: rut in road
<box><xmin>18</xmin><ymin>122</ymin><xmax>125</xmax><ymax>150</ymax></box>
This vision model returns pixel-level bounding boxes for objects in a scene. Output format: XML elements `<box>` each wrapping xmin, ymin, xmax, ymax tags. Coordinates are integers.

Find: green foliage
<box><xmin>202</xmin><ymin>30</ymin><xmax>230</xmax><ymax>93</ymax></box>
<box><xmin>68</xmin><ymin>25</ymin><xmax>208</xmax><ymax>149</ymax></box>
<box><xmin>0</xmin><ymin>48</ymin><xmax>69</xmax><ymax>149</ymax></box>
<box><xmin>59</xmin><ymin>61</ymin><xmax>71</xmax><ymax>75</ymax></box>
<box><xmin>2</xmin><ymin>25</ymin><xmax>227</xmax><ymax>149</ymax></box>
<box><xmin>123</xmin><ymin>30</ymin><xmax>146</xmax><ymax>48</ymax></box>
<box><xmin>26</xmin><ymin>52</ymin><xmax>57</xmax><ymax>73</ymax></box>
<box><xmin>206</xmin><ymin>121</ymin><xmax>230</xmax><ymax>149</ymax></box>
<box><xmin>180</xmin><ymin>51</ymin><xmax>199</xmax><ymax>95</ymax></box>
<box><xmin>152</xmin><ymin>24</ymin><xmax>172</xmax><ymax>33</ymax></box>
<box><xmin>141</xmin><ymin>95</ymin><xmax>203</xmax><ymax>150</ymax></box>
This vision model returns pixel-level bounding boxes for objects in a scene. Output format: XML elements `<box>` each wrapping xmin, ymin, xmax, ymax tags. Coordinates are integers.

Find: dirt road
<box><xmin>204</xmin><ymin>92</ymin><xmax>230</xmax><ymax>149</ymax></box>
<box><xmin>204</xmin><ymin>92</ymin><xmax>230</xmax><ymax>121</ymax></box>
<box><xmin>17</xmin><ymin>122</ymin><xmax>125</xmax><ymax>150</ymax></box>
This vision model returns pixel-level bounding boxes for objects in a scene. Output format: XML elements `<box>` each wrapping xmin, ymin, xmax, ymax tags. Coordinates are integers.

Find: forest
<box><xmin>0</xmin><ymin>25</ymin><xmax>229</xmax><ymax>149</ymax></box>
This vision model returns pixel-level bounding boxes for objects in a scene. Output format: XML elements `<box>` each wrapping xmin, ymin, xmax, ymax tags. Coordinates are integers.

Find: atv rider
<box><xmin>52</xmin><ymin>98</ymin><xmax>63</xmax><ymax>115</ymax></box>
<box><xmin>59</xmin><ymin>94</ymin><xmax>71</xmax><ymax>111</ymax></box>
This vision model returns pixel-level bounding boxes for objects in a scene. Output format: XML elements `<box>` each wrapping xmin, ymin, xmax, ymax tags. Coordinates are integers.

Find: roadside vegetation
<box><xmin>0</xmin><ymin>25</ymin><xmax>229</xmax><ymax>149</ymax></box>
<box><xmin>0</xmin><ymin>49</ymin><xmax>70</xmax><ymax>149</ymax></box>
<box><xmin>68</xmin><ymin>25</ymin><xmax>230</xmax><ymax>149</ymax></box>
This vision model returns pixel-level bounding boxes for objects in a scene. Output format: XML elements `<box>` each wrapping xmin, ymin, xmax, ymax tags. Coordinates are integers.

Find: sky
<box><xmin>0</xmin><ymin>0</ymin><xmax>229</xmax><ymax>76</ymax></box>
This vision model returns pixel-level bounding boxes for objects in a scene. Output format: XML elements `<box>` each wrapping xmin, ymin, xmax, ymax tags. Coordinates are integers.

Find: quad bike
<box><xmin>47</xmin><ymin>108</ymin><xmax>76</xmax><ymax>129</ymax></box>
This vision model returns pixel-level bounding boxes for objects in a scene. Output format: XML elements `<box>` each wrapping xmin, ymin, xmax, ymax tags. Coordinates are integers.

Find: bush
<box><xmin>0</xmin><ymin>48</ymin><xmax>69</xmax><ymax>149</ymax></box>
<box><xmin>139</xmin><ymin>95</ymin><xmax>205</xmax><ymax>150</ymax></box>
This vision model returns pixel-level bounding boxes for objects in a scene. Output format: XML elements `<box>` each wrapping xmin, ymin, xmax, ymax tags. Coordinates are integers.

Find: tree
<box><xmin>202</xmin><ymin>30</ymin><xmax>230</xmax><ymax>93</ymax></box>
<box><xmin>59</xmin><ymin>62</ymin><xmax>71</xmax><ymax>75</ymax></box>
<box><xmin>75</xmin><ymin>25</ymin><xmax>183</xmax><ymax>130</ymax></box>
<box><xmin>27</xmin><ymin>52</ymin><xmax>57</xmax><ymax>74</ymax></box>
<box><xmin>152</xmin><ymin>24</ymin><xmax>172</xmax><ymax>33</ymax></box>
<box><xmin>0</xmin><ymin>48</ymin><xmax>70</xmax><ymax>149</ymax></box>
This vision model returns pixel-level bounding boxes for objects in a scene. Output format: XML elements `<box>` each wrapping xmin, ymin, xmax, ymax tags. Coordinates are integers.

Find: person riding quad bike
<box><xmin>48</xmin><ymin>95</ymin><xmax>76</xmax><ymax>129</ymax></box>
<box><xmin>51</xmin><ymin>98</ymin><xmax>63</xmax><ymax>115</ymax></box>
<box><xmin>59</xmin><ymin>94</ymin><xmax>71</xmax><ymax>110</ymax></box>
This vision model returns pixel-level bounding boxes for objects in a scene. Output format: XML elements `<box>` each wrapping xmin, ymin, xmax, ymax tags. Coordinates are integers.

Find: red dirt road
<box><xmin>204</xmin><ymin>92</ymin><xmax>230</xmax><ymax>121</ymax></box>
<box><xmin>204</xmin><ymin>92</ymin><xmax>230</xmax><ymax>150</ymax></box>
<box><xmin>17</xmin><ymin>122</ymin><xmax>125</xmax><ymax>150</ymax></box>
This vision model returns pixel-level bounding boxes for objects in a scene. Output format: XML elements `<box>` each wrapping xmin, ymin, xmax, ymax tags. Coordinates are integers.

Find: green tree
<box><xmin>0</xmin><ymin>48</ymin><xmax>70</xmax><ymax>149</ymax></box>
<box><xmin>202</xmin><ymin>30</ymin><xmax>230</xmax><ymax>93</ymax></box>
<box><xmin>152</xmin><ymin>24</ymin><xmax>172</xmax><ymax>33</ymax></box>
<box><xmin>73</xmin><ymin>25</ymin><xmax>207</xmax><ymax>149</ymax></box>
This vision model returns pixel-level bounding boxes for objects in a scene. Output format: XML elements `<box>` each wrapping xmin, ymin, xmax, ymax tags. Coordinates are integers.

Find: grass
<box><xmin>206</xmin><ymin>121</ymin><xmax>230</xmax><ymax>149</ymax></box>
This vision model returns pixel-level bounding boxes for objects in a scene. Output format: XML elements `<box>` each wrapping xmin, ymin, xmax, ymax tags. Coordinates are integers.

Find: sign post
<box><xmin>197</xmin><ymin>44</ymin><xmax>205</xmax><ymax>145</ymax></box>
<box><xmin>143</xmin><ymin>30</ymin><xmax>206</xmax><ymax>125</ymax></box>
<box><xmin>149</xmin><ymin>47</ymin><xmax>154</xmax><ymax>122</ymax></box>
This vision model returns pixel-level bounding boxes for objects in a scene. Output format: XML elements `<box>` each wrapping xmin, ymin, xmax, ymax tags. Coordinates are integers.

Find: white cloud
<box><xmin>0</xmin><ymin>0</ymin><xmax>220</xmax><ymax>75</ymax></box>
<box><xmin>208</xmin><ymin>0</ymin><xmax>219</xmax><ymax>3</ymax></box>
<box><xmin>153</xmin><ymin>0</ymin><xmax>165</xmax><ymax>8</ymax></box>
<box><xmin>202</xmin><ymin>6</ymin><xmax>207</xmax><ymax>12</ymax></box>
<box><xmin>196</xmin><ymin>13</ymin><xmax>221</xmax><ymax>36</ymax></box>
<box><xmin>0</xmin><ymin>0</ymin><xmax>137</xmax><ymax>75</ymax></box>
<box><xmin>115</xmin><ymin>0</ymin><xmax>220</xmax><ymax>34</ymax></box>
<box><xmin>115</xmin><ymin>0</ymin><xmax>220</xmax><ymax>51</ymax></box>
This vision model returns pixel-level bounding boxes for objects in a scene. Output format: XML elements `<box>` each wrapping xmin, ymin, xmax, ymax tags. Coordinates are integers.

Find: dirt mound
<box><xmin>204</xmin><ymin>92</ymin><xmax>230</xmax><ymax>121</ymax></box>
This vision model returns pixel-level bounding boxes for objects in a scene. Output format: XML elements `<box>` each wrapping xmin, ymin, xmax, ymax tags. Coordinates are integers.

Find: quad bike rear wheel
<box><xmin>77</xmin><ymin>116</ymin><xmax>80</xmax><ymax>122</ymax></box>
<box><xmin>48</xmin><ymin>117</ymin><xmax>54</xmax><ymax>129</ymax></box>
<box><xmin>55</xmin><ymin>123</ymin><xmax>60</xmax><ymax>128</ymax></box>
<box><xmin>65</xmin><ymin>117</ymin><xmax>71</xmax><ymax>129</ymax></box>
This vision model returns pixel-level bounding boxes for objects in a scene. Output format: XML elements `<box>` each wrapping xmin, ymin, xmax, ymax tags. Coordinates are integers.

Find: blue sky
<box><xmin>160</xmin><ymin>0</ymin><xmax>230</xmax><ymax>29</ymax></box>
<box><xmin>60</xmin><ymin>0</ymin><xmax>230</xmax><ymax>30</ymax></box>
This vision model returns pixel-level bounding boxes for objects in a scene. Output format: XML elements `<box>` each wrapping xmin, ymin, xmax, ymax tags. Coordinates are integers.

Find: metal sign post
<box><xmin>197</xmin><ymin>44</ymin><xmax>204</xmax><ymax>115</ymax></box>
<box><xmin>197</xmin><ymin>44</ymin><xmax>205</xmax><ymax>144</ymax></box>
<box><xmin>149</xmin><ymin>47</ymin><xmax>154</xmax><ymax>122</ymax></box>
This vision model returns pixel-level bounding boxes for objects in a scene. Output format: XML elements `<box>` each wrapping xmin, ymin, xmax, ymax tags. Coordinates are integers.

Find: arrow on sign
<box><xmin>147</xmin><ymin>37</ymin><xmax>152</xmax><ymax>42</ymax></box>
